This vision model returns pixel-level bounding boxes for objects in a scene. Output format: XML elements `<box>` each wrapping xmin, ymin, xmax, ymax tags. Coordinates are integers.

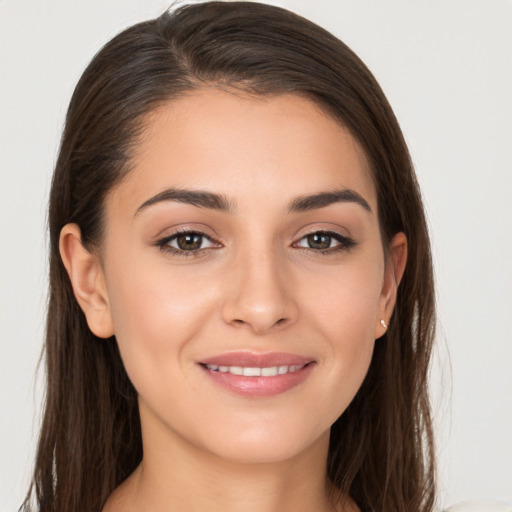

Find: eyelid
<box><xmin>155</xmin><ymin>228</ymin><xmax>222</xmax><ymax>257</ymax></box>
<box><xmin>292</xmin><ymin>221</ymin><xmax>352</xmax><ymax>239</ymax></box>
<box><xmin>292</xmin><ymin>228</ymin><xmax>356</xmax><ymax>252</ymax></box>
<box><xmin>152</xmin><ymin>222</ymin><xmax>220</xmax><ymax>241</ymax></box>
<box><xmin>153</xmin><ymin>224</ymin><xmax>356</xmax><ymax>258</ymax></box>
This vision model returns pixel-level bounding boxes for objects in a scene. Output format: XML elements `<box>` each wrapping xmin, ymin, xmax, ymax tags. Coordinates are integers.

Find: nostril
<box><xmin>229</xmin><ymin>316</ymin><xmax>289</xmax><ymax>332</ymax></box>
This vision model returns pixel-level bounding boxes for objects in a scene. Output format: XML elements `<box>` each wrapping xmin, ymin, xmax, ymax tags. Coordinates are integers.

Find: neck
<box><xmin>135</xmin><ymin>448</ymin><xmax>334</xmax><ymax>512</ymax></box>
<box><xmin>103</xmin><ymin>407</ymin><xmax>356</xmax><ymax>512</ymax></box>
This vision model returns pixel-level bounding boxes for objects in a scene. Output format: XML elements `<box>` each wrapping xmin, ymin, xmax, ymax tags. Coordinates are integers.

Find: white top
<box><xmin>443</xmin><ymin>501</ymin><xmax>512</xmax><ymax>512</ymax></box>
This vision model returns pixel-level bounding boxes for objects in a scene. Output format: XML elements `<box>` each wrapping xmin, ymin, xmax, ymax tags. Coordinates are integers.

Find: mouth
<box><xmin>198</xmin><ymin>352</ymin><xmax>316</xmax><ymax>397</ymax></box>
<box><xmin>201</xmin><ymin>363</ymin><xmax>310</xmax><ymax>377</ymax></box>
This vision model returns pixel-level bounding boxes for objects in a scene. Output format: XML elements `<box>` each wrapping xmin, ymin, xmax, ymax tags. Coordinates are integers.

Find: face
<box><xmin>76</xmin><ymin>90</ymin><xmax>401</xmax><ymax>465</ymax></box>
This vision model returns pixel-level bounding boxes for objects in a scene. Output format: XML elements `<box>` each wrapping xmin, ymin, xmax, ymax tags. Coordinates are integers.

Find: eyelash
<box><xmin>155</xmin><ymin>229</ymin><xmax>220</xmax><ymax>258</ymax></box>
<box><xmin>292</xmin><ymin>230</ymin><xmax>356</xmax><ymax>253</ymax></box>
<box><xmin>155</xmin><ymin>229</ymin><xmax>356</xmax><ymax>257</ymax></box>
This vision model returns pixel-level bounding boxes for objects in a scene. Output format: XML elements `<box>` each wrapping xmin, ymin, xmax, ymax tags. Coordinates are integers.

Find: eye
<box><xmin>156</xmin><ymin>230</ymin><xmax>219</xmax><ymax>255</ymax></box>
<box><xmin>172</xmin><ymin>232</ymin><xmax>209</xmax><ymax>251</ymax></box>
<box><xmin>294</xmin><ymin>230</ymin><xmax>355</xmax><ymax>252</ymax></box>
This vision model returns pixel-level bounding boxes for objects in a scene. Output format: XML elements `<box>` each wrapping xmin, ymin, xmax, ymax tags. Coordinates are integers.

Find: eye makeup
<box><xmin>155</xmin><ymin>227</ymin><xmax>357</xmax><ymax>258</ymax></box>
<box><xmin>293</xmin><ymin>230</ymin><xmax>356</xmax><ymax>253</ymax></box>
<box><xmin>155</xmin><ymin>229</ymin><xmax>222</xmax><ymax>258</ymax></box>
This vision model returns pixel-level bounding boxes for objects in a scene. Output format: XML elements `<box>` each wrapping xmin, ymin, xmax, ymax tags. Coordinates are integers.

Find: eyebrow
<box><xmin>135</xmin><ymin>187</ymin><xmax>372</xmax><ymax>216</ymax></box>
<box><xmin>135</xmin><ymin>188</ymin><xmax>233</xmax><ymax>215</ymax></box>
<box><xmin>288</xmin><ymin>189</ymin><xmax>372</xmax><ymax>213</ymax></box>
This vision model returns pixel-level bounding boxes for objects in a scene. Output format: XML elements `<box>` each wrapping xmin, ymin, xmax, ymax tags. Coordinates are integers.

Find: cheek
<box><xmin>307</xmin><ymin>256</ymin><xmax>383</xmax><ymax>341</ymax></box>
<box><xmin>301</xmin><ymin>259</ymin><xmax>382</xmax><ymax>411</ymax></box>
<box><xmin>104</xmin><ymin>260</ymin><xmax>219</xmax><ymax>386</ymax></box>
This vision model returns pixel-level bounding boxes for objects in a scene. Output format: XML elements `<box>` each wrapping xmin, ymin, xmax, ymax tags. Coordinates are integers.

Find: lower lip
<box><xmin>199</xmin><ymin>363</ymin><xmax>315</xmax><ymax>398</ymax></box>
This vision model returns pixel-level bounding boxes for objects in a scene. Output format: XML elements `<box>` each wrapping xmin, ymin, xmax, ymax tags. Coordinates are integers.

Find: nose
<box><xmin>221</xmin><ymin>249</ymin><xmax>299</xmax><ymax>335</ymax></box>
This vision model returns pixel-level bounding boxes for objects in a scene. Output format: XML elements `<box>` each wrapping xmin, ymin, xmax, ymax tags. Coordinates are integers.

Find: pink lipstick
<box><xmin>198</xmin><ymin>352</ymin><xmax>315</xmax><ymax>397</ymax></box>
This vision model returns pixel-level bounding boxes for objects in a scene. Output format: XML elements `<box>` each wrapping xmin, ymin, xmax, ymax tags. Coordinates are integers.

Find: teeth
<box><xmin>261</xmin><ymin>366</ymin><xmax>278</xmax><ymax>377</ymax></box>
<box><xmin>205</xmin><ymin>364</ymin><xmax>305</xmax><ymax>376</ymax></box>
<box><xmin>243</xmin><ymin>367</ymin><xmax>261</xmax><ymax>377</ymax></box>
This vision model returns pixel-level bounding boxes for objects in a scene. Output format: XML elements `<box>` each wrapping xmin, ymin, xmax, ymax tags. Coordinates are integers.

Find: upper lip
<box><xmin>199</xmin><ymin>352</ymin><xmax>315</xmax><ymax>368</ymax></box>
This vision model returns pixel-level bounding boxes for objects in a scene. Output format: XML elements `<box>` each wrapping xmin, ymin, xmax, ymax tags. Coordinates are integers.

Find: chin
<box><xmin>199</xmin><ymin>423</ymin><xmax>330</xmax><ymax>466</ymax></box>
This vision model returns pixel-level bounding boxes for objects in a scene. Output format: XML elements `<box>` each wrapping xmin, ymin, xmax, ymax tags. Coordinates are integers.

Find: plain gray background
<box><xmin>1</xmin><ymin>1</ymin><xmax>511</xmax><ymax>510</ymax></box>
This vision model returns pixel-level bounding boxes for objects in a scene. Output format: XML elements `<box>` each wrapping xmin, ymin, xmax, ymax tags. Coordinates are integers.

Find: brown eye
<box><xmin>306</xmin><ymin>233</ymin><xmax>332</xmax><ymax>250</ymax></box>
<box><xmin>176</xmin><ymin>233</ymin><xmax>203</xmax><ymax>250</ymax></box>
<box><xmin>294</xmin><ymin>230</ymin><xmax>356</xmax><ymax>253</ymax></box>
<box><xmin>157</xmin><ymin>231</ymin><xmax>218</xmax><ymax>254</ymax></box>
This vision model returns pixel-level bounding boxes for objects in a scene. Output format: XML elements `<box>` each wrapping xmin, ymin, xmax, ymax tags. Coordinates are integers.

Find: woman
<box><xmin>22</xmin><ymin>2</ymin><xmax>436</xmax><ymax>511</ymax></box>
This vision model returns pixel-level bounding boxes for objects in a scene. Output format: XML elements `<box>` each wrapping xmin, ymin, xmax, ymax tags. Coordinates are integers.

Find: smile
<box><xmin>204</xmin><ymin>364</ymin><xmax>306</xmax><ymax>376</ymax></box>
<box><xmin>198</xmin><ymin>352</ymin><xmax>316</xmax><ymax>397</ymax></box>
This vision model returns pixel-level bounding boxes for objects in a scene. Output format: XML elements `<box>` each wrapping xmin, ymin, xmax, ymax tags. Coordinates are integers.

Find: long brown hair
<box><xmin>22</xmin><ymin>2</ymin><xmax>436</xmax><ymax>511</ymax></box>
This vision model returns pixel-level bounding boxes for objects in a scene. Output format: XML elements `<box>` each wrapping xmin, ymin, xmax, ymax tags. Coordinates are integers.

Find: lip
<box><xmin>198</xmin><ymin>352</ymin><xmax>316</xmax><ymax>398</ymax></box>
<box><xmin>201</xmin><ymin>352</ymin><xmax>314</xmax><ymax>368</ymax></box>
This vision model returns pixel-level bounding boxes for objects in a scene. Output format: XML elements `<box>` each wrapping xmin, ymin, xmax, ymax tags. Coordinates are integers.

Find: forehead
<box><xmin>111</xmin><ymin>89</ymin><xmax>377</xmax><ymax>215</ymax></box>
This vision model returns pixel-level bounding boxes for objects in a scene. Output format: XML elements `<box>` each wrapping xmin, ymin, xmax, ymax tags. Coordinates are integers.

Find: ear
<box><xmin>59</xmin><ymin>223</ymin><xmax>114</xmax><ymax>338</ymax></box>
<box><xmin>375</xmin><ymin>232</ymin><xmax>407</xmax><ymax>339</ymax></box>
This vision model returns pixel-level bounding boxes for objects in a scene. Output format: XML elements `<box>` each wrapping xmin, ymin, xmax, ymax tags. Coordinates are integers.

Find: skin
<box><xmin>60</xmin><ymin>89</ymin><xmax>407</xmax><ymax>512</ymax></box>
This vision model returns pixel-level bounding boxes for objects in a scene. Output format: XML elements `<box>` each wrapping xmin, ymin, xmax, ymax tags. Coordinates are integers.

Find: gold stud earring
<box><xmin>380</xmin><ymin>319</ymin><xmax>388</xmax><ymax>329</ymax></box>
